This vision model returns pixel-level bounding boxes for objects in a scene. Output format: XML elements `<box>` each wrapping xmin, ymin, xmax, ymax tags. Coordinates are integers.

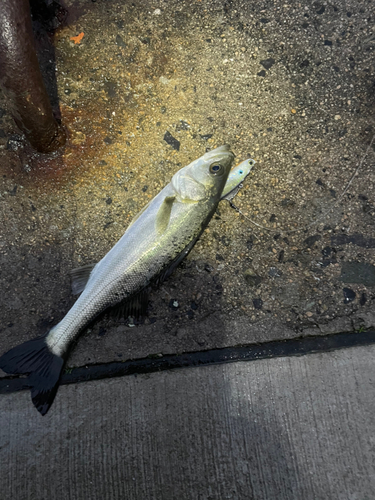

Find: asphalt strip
<box><xmin>1</xmin><ymin>330</ymin><xmax>374</xmax><ymax>395</ymax></box>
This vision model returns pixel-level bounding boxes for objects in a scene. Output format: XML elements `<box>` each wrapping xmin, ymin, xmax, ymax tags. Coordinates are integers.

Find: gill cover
<box><xmin>171</xmin><ymin>145</ymin><xmax>234</xmax><ymax>202</ymax></box>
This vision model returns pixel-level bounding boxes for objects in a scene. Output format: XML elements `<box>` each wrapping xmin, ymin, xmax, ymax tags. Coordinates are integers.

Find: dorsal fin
<box><xmin>70</xmin><ymin>263</ymin><xmax>96</xmax><ymax>295</ymax></box>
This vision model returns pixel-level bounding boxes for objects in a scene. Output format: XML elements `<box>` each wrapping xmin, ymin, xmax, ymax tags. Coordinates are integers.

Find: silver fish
<box><xmin>221</xmin><ymin>158</ymin><xmax>255</xmax><ymax>201</ymax></box>
<box><xmin>0</xmin><ymin>145</ymin><xmax>234</xmax><ymax>415</ymax></box>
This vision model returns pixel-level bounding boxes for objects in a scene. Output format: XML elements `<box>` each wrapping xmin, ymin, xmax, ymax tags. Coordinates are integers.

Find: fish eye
<box><xmin>239</xmin><ymin>170</ymin><xmax>243</xmax><ymax>175</ymax></box>
<box><xmin>209</xmin><ymin>163</ymin><xmax>224</xmax><ymax>175</ymax></box>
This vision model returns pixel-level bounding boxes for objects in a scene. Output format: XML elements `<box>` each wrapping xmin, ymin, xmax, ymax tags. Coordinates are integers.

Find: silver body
<box><xmin>46</xmin><ymin>146</ymin><xmax>234</xmax><ymax>356</ymax></box>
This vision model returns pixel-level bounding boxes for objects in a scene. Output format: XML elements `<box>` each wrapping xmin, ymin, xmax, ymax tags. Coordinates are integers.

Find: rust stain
<box><xmin>2</xmin><ymin>16</ymin><xmax>193</xmax><ymax>196</ymax></box>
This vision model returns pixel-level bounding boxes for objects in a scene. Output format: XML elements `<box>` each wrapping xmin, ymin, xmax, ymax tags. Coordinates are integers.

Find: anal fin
<box><xmin>109</xmin><ymin>288</ymin><xmax>149</xmax><ymax>320</ymax></box>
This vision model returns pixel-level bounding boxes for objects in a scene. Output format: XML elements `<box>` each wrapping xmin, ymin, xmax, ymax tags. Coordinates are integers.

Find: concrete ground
<box><xmin>1</xmin><ymin>344</ymin><xmax>375</xmax><ymax>500</ymax></box>
<box><xmin>0</xmin><ymin>0</ymin><xmax>375</xmax><ymax>498</ymax></box>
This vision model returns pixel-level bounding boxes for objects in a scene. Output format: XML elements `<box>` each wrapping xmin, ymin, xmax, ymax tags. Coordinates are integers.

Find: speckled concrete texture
<box><xmin>0</xmin><ymin>0</ymin><xmax>374</xmax><ymax>367</ymax></box>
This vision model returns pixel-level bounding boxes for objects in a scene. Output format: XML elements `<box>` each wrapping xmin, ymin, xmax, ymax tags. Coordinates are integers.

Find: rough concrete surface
<box><xmin>0</xmin><ymin>0</ymin><xmax>374</xmax><ymax>367</ymax></box>
<box><xmin>1</xmin><ymin>345</ymin><xmax>375</xmax><ymax>500</ymax></box>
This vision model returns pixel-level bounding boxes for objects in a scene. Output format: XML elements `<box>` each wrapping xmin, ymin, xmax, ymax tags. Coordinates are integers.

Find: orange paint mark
<box><xmin>70</xmin><ymin>32</ymin><xmax>85</xmax><ymax>44</ymax></box>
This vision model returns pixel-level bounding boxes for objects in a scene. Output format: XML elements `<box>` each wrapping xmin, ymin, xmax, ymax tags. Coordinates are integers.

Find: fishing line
<box><xmin>230</xmin><ymin>134</ymin><xmax>375</xmax><ymax>236</ymax></box>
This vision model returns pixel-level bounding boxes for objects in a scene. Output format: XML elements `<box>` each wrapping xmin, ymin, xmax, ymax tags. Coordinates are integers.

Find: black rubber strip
<box><xmin>1</xmin><ymin>330</ymin><xmax>375</xmax><ymax>394</ymax></box>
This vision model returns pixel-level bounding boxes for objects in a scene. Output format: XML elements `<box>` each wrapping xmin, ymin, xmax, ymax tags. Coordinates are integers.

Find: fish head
<box><xmin>171</xmin><ymin>145</ymin><xmax>235</xmax><ymax>202</ymax></box>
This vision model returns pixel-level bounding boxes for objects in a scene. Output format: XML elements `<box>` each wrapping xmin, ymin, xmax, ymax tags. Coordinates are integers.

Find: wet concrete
<box><xmin>0</xmin><ymin>0</ymin><xmax>374</xmax><ymax>367</ymax></box>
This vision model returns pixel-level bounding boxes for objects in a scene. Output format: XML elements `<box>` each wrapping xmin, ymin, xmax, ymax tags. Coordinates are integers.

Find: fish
<box><xmin>221</xmin><ymin>158</ymin><xmax>255</xmax><ymax>201</ymax></box>
<box><xmin>0</xmin><ymin>145</ymin><xmax>235</xmax><ymax>415</ymax></box>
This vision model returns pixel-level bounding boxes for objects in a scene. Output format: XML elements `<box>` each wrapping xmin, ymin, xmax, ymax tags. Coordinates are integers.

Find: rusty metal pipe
<box><xmin>0</xmin><ymin>0</ymin><xmax>66</xmax><ymax>153</ymax></box>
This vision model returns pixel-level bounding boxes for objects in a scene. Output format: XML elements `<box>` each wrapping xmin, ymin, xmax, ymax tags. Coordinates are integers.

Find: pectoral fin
<box><xmin>155</xmin><ymin>196</ymin><xmax>176</xmax><ymax>235</ymax></box>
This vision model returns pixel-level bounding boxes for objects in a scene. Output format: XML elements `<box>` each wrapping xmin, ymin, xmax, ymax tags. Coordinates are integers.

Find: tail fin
<box><xmin>0</xmin><ymin>336</ymin><xmax>65</xmax><ymax>416</ymax></box>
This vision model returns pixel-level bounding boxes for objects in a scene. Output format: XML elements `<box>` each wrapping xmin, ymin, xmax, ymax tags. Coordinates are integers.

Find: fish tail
<box><xmin>0</xmin><ymin>335</ymin><xmax>65</xmax><ymax>416</ymax></box>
